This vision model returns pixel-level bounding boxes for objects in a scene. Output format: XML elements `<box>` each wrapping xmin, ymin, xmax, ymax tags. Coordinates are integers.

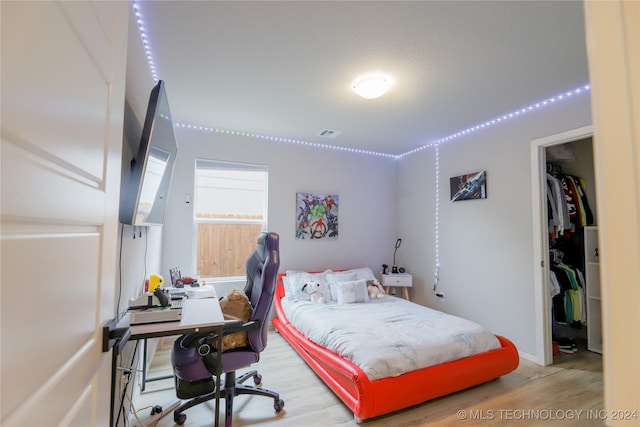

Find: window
<box><xmin>194</xmin><ymin>160</ymin><xmax>268</xmax><ymax>279</ymax></box>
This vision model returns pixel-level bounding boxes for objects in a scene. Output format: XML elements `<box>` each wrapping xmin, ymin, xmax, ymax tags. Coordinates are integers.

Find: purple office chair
<box><xmin>171</xmin><ymin>232</ymin><xmax>283</xmax><ymax>426</ymax></box>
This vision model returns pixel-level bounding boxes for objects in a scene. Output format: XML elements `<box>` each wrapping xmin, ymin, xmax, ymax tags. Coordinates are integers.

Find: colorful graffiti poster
<box><xmin>296</xmin><ymin>192</ymin><xmax>339</xmax><ymax>239</ymax></box>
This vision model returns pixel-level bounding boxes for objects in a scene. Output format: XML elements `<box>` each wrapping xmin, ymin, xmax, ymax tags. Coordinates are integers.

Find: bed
<box><xmin>272</xmin><ymin>268</ymin><xmax>519</xmax><ymax>422</ymax></box>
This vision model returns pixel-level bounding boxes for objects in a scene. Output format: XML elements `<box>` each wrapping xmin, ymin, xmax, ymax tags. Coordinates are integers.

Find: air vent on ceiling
<box><xmin>317</xmin><ymin>129</ymin><xmax>341</xmax><ymax>138</ymax></box>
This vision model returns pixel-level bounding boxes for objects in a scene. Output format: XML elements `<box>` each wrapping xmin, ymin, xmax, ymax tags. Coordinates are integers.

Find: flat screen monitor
<box><xmin>120</xmin><ymin>80</ymin><xmax>178</xmax><ymax>226</ymax></box>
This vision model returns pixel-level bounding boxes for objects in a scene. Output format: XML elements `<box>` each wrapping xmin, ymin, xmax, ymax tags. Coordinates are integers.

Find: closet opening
<box><xmin>530</xmin><ymin>125</ymin><xmax>601</xmax><ymax>366</ymax></box>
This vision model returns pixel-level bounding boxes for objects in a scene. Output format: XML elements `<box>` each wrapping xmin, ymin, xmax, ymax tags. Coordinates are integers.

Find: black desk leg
<box><xmin>142</xmin><ymin>339</ymin><xmax>147</xmax><ymax>391</ymax></box>
<box><xmin>110</xmin><ymin>348</ymin><xmax>117</xmax><ymax>427</ymax></box>
<box><xmin>215</xmin><ymin>332</ymin><xmax>223</xmax><ymax>427</ymax></box>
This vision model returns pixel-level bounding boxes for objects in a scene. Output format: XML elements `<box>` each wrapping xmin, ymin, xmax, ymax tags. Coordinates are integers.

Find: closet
<box><xmin>545</xmin><ymin>137</ymin><xmax>599</xmax><ymax>356</ymax></box>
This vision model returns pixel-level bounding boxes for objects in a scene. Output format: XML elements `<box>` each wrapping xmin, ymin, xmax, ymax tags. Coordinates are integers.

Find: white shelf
<box><xmin>584</xmin><ymin>226</ymin><xmax>602</xmax><ymax>354</ymax></box>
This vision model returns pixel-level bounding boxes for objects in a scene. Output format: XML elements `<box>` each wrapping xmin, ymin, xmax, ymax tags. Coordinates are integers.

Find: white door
<box><xmin>1</xmin><ymin>1</ymin><xmax>128</xmax><ymax>425</ymax></box>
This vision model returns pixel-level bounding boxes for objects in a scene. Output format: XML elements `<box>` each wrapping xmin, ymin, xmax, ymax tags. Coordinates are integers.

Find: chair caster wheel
<box><xmin>174</xmin><ymin>412</ymin><xmax>187</xmax><ymax>425</ymax></box>
<box><xmin>253</xmin><ymin>373</ymin><xmax>262</xmax><ymax>385</ymax></box>
<box><xmin>274</xmin><ymin>399</ymin><xmax>285</xmax><ymax>412</ymax></box>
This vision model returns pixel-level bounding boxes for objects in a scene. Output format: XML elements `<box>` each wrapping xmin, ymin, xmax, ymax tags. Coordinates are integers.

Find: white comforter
<box><xmin>281</xmin><ymin>296</ymin><xmax>501</xmax><ymax>380</ymax></box>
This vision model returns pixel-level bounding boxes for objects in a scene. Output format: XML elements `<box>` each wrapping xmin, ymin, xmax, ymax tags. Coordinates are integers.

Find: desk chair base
<box><xmin>173</xmin><ymin>370</ymin><xmax>284</xmax><ymax>426</ymax></box>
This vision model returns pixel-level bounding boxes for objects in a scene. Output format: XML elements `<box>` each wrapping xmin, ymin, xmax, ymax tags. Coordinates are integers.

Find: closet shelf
<box><xmin>585</xmin><ymin>226</ymin><xmax>602</xmax><ymax>354</ymax></box>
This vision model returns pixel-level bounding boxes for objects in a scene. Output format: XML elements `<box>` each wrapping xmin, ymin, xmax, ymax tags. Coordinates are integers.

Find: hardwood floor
<box><xmin>133</xmin><ymin>330</ymin><xmax>604</xmax><ymax>427</ymax></box>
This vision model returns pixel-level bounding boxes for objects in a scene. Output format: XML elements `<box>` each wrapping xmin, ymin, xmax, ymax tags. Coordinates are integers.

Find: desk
<box><xmin>105</xmin><ymin>298</ymin><xmax>225</xmax><ymax>427</ymax></box>
<box><xmin>120</xmin><ymin>298</ymin><xmax>224</xmax><ymax>339</ymax></box>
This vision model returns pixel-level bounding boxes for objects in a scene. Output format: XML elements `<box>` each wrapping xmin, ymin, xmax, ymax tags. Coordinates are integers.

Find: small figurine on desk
<box><xmin>382</xmin><ymin>264</ymin><xmax>389</xmax><ymax>275</ymax></box>
<box><xmin>180</xmin><ymin>276</ymin><xmax>200</xmax><ymax>287</ymax></box>
<box><xmin>149</xmin><ymin>274</ymin><xmax>164</xmax><ymax>292</ymax></box>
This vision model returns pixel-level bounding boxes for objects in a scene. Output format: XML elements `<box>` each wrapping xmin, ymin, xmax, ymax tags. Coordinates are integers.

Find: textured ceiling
<box><xmin>137</xmin><ymin>1</ymin><xmax>589</xmax><ymax>155</ymax></box>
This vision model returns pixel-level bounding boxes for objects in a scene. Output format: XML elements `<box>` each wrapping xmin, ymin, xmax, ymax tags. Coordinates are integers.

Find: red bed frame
<box><xmin>272</xmin><ymin>272</ymin><xmax>519</xmax><ymax>422</ymax></box>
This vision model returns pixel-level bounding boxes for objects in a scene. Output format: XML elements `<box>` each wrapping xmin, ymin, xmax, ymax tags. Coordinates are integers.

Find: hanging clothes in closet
<box><xmin>546</xmin><ymin>163</ymin><xmax>594</xmax><ymax>242</ymax></box>
<box><xmin>547</xmin><ymin>162</ymin><xmax>593</xmax><ymax>354</ymax></box>
<box><xmin>549</xmin><ymin>249</ymin><xmax>587</xmax><ymax>354</ymax></box>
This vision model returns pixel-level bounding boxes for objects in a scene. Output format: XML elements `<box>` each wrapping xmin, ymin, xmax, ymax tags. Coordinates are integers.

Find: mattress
<box><xmin>281</xmin><ymin>296</ymin><xmax>501</xmax><ymax>380</ymax></box>
<box><xmin>273</xmin><ymin>270</ymin><xmax>520</xmax><ymax>421</ymax></box>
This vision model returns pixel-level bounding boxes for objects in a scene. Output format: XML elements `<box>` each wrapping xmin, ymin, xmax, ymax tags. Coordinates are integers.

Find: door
<box><xmin>1</xmin><ymin>1</ymin><xmax>128</xmax><ymax>425</ymax></box>
<box><xmin>530</xmin><ymin>125</ymin><xmax>593</xmax><ymax>365</ymax></box>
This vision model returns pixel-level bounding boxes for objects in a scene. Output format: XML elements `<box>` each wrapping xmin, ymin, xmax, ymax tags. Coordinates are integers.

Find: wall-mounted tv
<box><xmin>119</xmin><ymin>80</ymin><xmax>178</xmax><ymax>226</ymax></box>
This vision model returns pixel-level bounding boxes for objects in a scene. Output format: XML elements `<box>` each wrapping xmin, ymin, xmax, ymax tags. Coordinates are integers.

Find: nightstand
<box><xmin>381</xmin><ymin>273</ymin><xmax>412</xmax><ymax>300</ymax></box>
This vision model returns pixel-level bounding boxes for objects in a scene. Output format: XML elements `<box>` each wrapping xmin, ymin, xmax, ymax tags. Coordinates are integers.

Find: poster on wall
<box><xmin>296</xmin><ymin>192</ymin><xmax>339</xmax><ymax>239</ymax></box>
<box><xmin>450</xmin><ymin>170</ymin><xmax>487</xmax><ymax>201</ymax></box>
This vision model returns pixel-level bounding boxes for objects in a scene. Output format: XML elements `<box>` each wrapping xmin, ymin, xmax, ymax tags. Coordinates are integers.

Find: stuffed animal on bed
<box><xmin>367</xmin><ymin>280</ymin><xmax>385</xmax><ymax>299</ymax></box>
<box><xmin>302</xmin><ymin>281</ymin><xmax>326</xmax><ymax>303</ymax></box>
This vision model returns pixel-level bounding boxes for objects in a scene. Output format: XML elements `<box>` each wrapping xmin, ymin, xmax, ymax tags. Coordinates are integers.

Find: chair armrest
<box><xmin>223</xmin><ymin>320</ymin><xmax>261</xmax><ymax>334</ymax></box>
<box><xmin>180</xmin><ymin>320</ymin><xmax>262</xmax><ymax>348</ymax></box>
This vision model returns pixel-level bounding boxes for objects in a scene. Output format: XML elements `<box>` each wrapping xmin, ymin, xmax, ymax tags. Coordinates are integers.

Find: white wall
<box><xmin>110</xmin><ymin>8</ymin><xmax>165</xmax><ymax>421</ymax></box>
<box><xmin>161</xmin><ymin>127</ymin><xmax>399</xmax><ymax>288</ymax></box>
<box><xmin>118</xmin><ymin>0</ymin><xmax>159</xmax><ymax>308</ymax></box>
<box><xmin>398</xmin><ymin>93</ymin><xmax>592</xmax><ymax>358</ymax></box>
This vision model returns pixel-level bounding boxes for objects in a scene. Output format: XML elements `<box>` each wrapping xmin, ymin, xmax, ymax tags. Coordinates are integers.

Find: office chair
<box><xmin>171</xmin><ymin>232</ymin><xmax>283</xmax><ymax>426</ymax></box>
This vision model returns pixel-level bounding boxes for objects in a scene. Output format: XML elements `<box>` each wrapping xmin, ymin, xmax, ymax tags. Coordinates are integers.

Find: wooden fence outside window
<box><xmin>196</xmin><ymin>222</ymin><xmax>263</xmax><ymax>278</ymax></box>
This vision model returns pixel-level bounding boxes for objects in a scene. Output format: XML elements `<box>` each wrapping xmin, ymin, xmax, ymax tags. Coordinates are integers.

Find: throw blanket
<box><xmin>282</xmin><ymin>296</ymin><xmax>501</xmax><ymax>380</ymax></box>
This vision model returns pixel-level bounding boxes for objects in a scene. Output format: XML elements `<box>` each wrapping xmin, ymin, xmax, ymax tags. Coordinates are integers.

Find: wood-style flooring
<box><xmin>132</xmin><ymin>329</ymin><xmax>603</xmax><ymax>427</ymax></box>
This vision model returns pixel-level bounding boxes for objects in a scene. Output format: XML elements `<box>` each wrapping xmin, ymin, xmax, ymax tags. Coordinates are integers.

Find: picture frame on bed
<box><xmin>295</xmin><ymin>192</ymin><xmax>339</xmax><ymax>239</ymax></box>
<box><xmin>450</xmin><ymin>170</ymin><xmax>487</xmax><ymax>201</ymax></box>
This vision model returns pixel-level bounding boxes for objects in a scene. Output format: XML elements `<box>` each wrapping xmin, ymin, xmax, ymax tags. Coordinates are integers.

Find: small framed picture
<box><xmin>450</xmin><ymin>170</ymin><xmax>487</xmax><ymax>201</ymax></box>
<box><xmin>169</xmin><ymin>267</ymin><xmax>182</xmax><ymax>286</ymax></box>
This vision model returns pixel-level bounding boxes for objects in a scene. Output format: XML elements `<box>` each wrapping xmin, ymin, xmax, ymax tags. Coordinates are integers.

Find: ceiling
<box><xmin>136</xmin><ymin>1</ymin><xmax>589</xmax><ymax>156</ymax></box>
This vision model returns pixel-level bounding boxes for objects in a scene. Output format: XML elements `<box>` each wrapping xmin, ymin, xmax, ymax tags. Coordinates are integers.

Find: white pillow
<box><xmin>350</xmin><ymin>267</ymin><xmax>377</xmax><ymax>281</ymax></box>
<box><xmin>326</xmin><ymin>271</ymin><xmax>357</xmax><ymax>301</ymax></box>
<box><xmin>335</xmin><ymin>279</ymin><xmax>369</xmax><ymax>304</ymax></box>
<box><xmin>285</xmin><ymin>270</ymin><xmax>332</xmax><ymax>302</ymax></box>
<box><xmin>282</xmin><ymin>275</ymin><xmax>295</xmax><ymax>298</ymax></box>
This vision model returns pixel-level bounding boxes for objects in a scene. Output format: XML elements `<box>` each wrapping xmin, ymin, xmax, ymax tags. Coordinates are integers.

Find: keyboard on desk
<box><xmin>166</xmin><ymin>288</ymin><xmax>186</xmax><ymax>300</ymax></box>
<box><xmin>170</xmin><ymin>300</ymin><xmax>183</xmax><ymax>309</ymax></box>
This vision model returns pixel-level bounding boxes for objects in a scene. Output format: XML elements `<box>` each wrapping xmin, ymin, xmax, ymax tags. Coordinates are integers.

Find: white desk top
<box><xmin>119</xmin><ymin>298</ymin><xmax>225</xmax><ymax>340</ymax></box>
<box><xmin>180</xmin><ymin>298</ymin><xmax>224</xmax><ymax>326</ymax></box>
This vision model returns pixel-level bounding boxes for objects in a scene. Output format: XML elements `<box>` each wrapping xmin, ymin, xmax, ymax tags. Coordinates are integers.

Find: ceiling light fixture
<box><xmin>353</xmin><ymin>75</ymin><xmax>392</xmax><ymax>99</ymax></box>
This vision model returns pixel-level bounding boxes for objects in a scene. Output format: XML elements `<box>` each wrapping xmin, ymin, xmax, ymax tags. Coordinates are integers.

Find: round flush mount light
<box><xmin>352</xmin><ymin>74</ymin><xmax>392</xmax><ymax>99</ymax></box>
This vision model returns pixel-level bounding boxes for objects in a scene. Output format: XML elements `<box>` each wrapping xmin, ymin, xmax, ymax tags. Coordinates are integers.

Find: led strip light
<box><xmin>433</xmin><ymin>141</ymin><xmax>441</xmax><ymax>295</ymax></box>
<box><xmin>132</xmin><ymin>2</ymin><xmax>158</xmax><ymax>82</ymax></box>
<box><xmin>173</xmin><ymin>124</ymin><xmax>396</xmax><ymax>158</ymax></box>
<box><xmin>131</xmin><ymin>1</ymin><xmax>590</xmax><ymax>162</ymax></box>
<box><xmin>398</xmin><ymin>85</ymin><xmax>591</xmax><ymax>158</ymax></box>
<box><xmin>134</xmin><ymin>0</ymin><xmax>590</xmax><ymax>297</ymax></box>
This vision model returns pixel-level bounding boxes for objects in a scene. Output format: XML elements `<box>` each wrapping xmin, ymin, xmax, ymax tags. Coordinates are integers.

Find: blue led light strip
<box><xmin>132</xmin><ymin>1</ymin><xmax>590</xmax><ymax>160</ymax></box>
<box><xmin>433</xmin><ymin>141</ymin><xmax>440</xmax><ymax>293</ymax></box>
<box><xmin>173</xmin><ymin>124</ymin><xmax>397</xmax><ymax>158</ymax></box>
<box><xmin>398</xmin><ymin>85</ymin><xmax>591</xmax><ymax>158</ymax></box>
<box><xmin>132</xmin><ymin>1</ymin><xmax>158</xmax><ymax>82</ymax></box>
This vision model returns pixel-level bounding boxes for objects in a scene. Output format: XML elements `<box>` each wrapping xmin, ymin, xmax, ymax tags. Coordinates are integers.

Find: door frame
<box><xmin>530</xmin><ymin>124</ymin><xmax>593</xmax><ymax>366</ymax></box>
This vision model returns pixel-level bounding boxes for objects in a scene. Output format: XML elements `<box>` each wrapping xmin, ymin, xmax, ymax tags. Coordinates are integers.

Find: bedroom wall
<box><xmin>112</xmin><ymin>7</ymin><xmax>165</xmax><ymax>414</ymax></box>
<box><xmin>397</xmin><ymin>93</ymin><xmax>593</xmax><ymax>358</ymax></box>
<box><xmin>118</xmin><ymin>3</ymin><xmax>161</xmax><ymax>312</ymax></box>
<box><xmin>161</xmin><ymin>128</ymin><xmax>398</xmax><ymax>293</ymax></box>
